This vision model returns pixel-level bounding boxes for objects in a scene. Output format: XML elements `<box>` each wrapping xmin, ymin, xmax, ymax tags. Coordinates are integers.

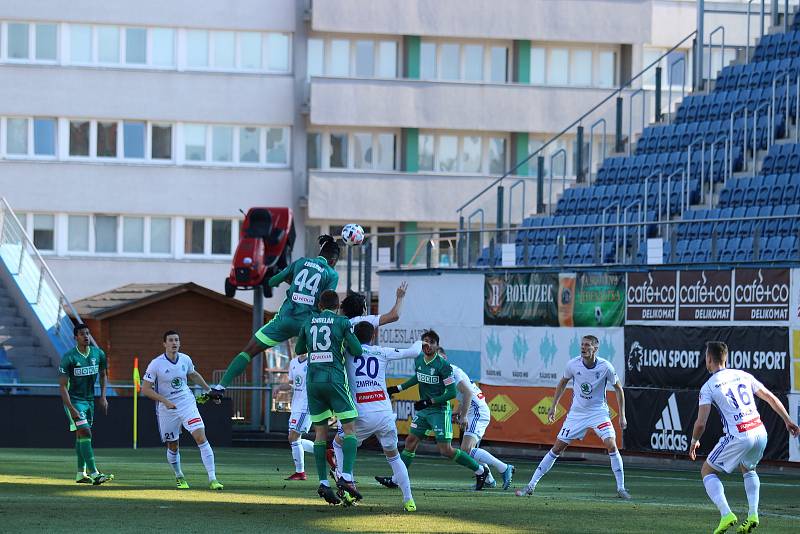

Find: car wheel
<box><xmin>224</xmin><ymin>278</ymin><xmax>236</xmax><ymax>298</ymax></box>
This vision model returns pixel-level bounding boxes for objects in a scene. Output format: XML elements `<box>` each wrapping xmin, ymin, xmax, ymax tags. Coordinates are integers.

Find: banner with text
<box><xmin>790</xmin><ymin>394</ymin><xmax>800</xmax><ymax>462</ymax></box>
<box><xmin>792</xmin><ymin>330</ymin><xmax>800</xmax><ymax>393</ymax></box>
<box><xmin>626</xmin><ymin>269</ymin><xmax>790</xmax><ymax>325</ymax></box>
<box><xmin>481</xmin><ymin>385</ymin><xmax>622</xmax><ymax>448</ymax></box>
<box><xmin>485</xmin><ymin>272</ymin><xmax>624</xmax><ymax>327</ymax></box>
<box><xmin>624</xmin><ymin>388</ymin><xmax>789</xmax><ymax>460</ymax></box>
<box><xmin>624</xmin><ymin>326</ymin><xmax>790</xmax><ymax>392</ymax></box>
<box><xmin>481</xmin><ymin>326</ymin><xmax>625</xmax><ymax>388</ymax></box>
<box><xmin>792</xmin><ymin>269</ymin><xmax>800</xmax><ymax>327</ymax></box>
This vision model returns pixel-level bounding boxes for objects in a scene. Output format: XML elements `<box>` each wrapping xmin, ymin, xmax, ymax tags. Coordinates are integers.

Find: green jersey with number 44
<box><xmin>295</xmin><ymin>309</ymin><xmax>362</xmax><ymax>384</ymax></box>
<box><xmin>271</xmin><ymin>256</ymin><xmax>338</xmax><ymax>319</ymax></box>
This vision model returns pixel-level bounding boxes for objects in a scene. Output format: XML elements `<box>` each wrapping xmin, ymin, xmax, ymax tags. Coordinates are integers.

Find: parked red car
<box><xmin>224</xmin><ymin>207</ymin><xmax>295</xmax><ymax>298</ymax></box>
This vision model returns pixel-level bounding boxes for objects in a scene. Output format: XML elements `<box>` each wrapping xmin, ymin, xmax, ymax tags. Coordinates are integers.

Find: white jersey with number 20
<box><xmin>345</xmin><ymin>340</ymin><xmax>422</xmax><ymax>415</ymax></box>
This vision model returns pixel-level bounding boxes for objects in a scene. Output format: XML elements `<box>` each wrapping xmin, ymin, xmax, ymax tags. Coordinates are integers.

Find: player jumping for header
<box><xmin>688</xmin><ymin>341</ymin><xmax>800</xmax><ymax>534</ymax></box>
<box><xmin>516</xmin><ymin>334</ymin><xmax>630</xmax><ymax>499</ymax></box>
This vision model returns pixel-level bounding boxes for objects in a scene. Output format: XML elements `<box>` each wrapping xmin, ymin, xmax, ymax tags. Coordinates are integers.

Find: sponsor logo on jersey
<box><xmin>73</xmin><ymin>365</ymin><xmax>99</xmax><ymax>377</ymax></box>
<box><xmin>417</xmin><ymin>372</ymin><xmax>440</xmax><ymax>384</ymax></box>
<box><xmin>356</xmin><ymin>390</ymin><xmax>387</xmax><ymax>403</ymax></box>
<box><xmin>736</xmin><ymin>417</ymin><xmax>763</xmax><ymax>433</ymax></box>
<box><xmin>292</xmin><ymin>293</ymin><xmax>315</xmax><ymax>306</ymax></box>
<box><xmin>310</xmin><ymin>352</ymin><xmax>334</xmax><ymax>363</ymax></box>
<box><xmin>171</xmin><ymin>377</ymin><xmax>183</xmax><ymax>389</ymax></box>
<box><xmin>580</xmin><ymin>382</ymin><xmax>593</xmax><ymax>396</ymax></box>
<box><xmin>651</xmin><ymin>393</ymin><xmax>688</xmax><ymax>451</ymax></box>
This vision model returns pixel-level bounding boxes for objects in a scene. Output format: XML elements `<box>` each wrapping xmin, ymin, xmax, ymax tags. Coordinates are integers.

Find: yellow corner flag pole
<box><xmin>133</xmin><ymin>357</ymin><xmax>140</xmax><ymax>450</ymax></box>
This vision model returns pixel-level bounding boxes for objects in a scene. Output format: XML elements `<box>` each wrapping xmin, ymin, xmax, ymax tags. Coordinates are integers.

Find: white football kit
<box><xmin>288</xmin><ymin>357</ymin><xmax>310</xmax><ymax>434</ymax></box>
<box><xmin>699</xmin><ymin>369</ymin><xmax>768</xmax><ymax>473</ymax></box>
<box><xmin>143</xmin><ymin>353</ymin><xmax>204</xmax><ymax>442</ymax></box>
<box><xmin>557</xmin><ymin>357</ymin><xmax>619</xmax><ymax>444</ymax></box>
<box><xmin>337</xmin><ymin>340</ymin><xmax>422</xmax><ymax>449</ymax></box>
<box><xmin>452</xmin><ymin>364</ymin><xmax>490</xmax><ymax>441</ymax></box>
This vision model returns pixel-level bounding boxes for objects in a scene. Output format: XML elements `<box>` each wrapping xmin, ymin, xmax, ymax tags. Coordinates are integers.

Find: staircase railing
<box><xmin>0</xmin><ymin>198</ymin><xmax>87</xmax><ymax>354</ymax></box>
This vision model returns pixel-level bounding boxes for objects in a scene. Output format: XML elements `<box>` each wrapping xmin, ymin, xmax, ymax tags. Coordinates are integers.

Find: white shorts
<box><xmin>337</xmin><ymin>410</ymin><xmax>398</xmax><ymax>450</ymax></box>
<box><xmin>707</xmin><ymin>429</ymin><xmax>768</xmax><ymax>474</ymax></box>
<box><xmin>557</xmin><ymin>410</ymin><xmax>615</xmax><ymax>443</ymax></box>
<box><xmin>462</xmin><ymin>402</ymin><xmax>491</xmax><ymax>442</ymax></box>
<box><xmin>288</xmin><ymin>406</ymin><xmax>311</xmax><ymax>434</ymax></box>
<box><xmin>157</xmin><ymin>401</ymin><xmax>204</xmax><ymax>443</ymax></box>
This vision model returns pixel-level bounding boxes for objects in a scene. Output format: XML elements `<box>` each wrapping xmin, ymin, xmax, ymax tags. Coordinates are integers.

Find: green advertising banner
<box><xmin>484</xmin><ymin>272</ymin><xmax>625</xmax><ymax>327</ymax></box>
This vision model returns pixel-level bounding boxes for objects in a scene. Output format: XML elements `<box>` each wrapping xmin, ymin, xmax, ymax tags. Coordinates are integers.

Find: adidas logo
<box><xmin>650</xmin><ymin>393</ymin><xmax>688</xmax><ymax>452</ymax></box>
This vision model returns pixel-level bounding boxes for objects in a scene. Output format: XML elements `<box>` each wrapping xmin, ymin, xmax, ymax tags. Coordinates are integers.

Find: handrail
<box><xmin>456</xmin><ymin>30</ymin><xmax>698</xmax><ymax>216</ymax></box>
<box><xmin>508</xmin><ymin>179</ymin><xmax>526</xmax><ymax>231</ymax></box>
<box><xmin>707</xmin><ymin>26</ymin><xmax>726</xmax><ymax>89</ymax></box>
<box><xmin>622</xmin><ymin>200</ymin><xmax>643</xmax><ymax>263</ymax></box>
<box><xmin>0</xmin><ymin>198</ymin><xmax>89</xmax><ymax>346</ymax></box>
<box><xmin>587</xmin><ymin>118</ymin><xmax>607</xmax><ymax>185</ymax></box>
<box><xmin>667</xmin><ymin>56</ymin><xmax>687</xmax><ymax>124</ymax></box>
<box><xmin>628</xmin><ymin>88</ymin><xmax>646</xmax><ymax>155</ymax></box>
<box><xmin>466</xmin><ymin>208</ymin><xmax>485</xmax><ymax>267</ymax></box>
<box><xmin>753</xmin><ymin>101</ymin><xmax>771</xmax><ymax>169</ymax></box>
<box><xmin>549</xmin><ymin>149</ymin><xmax>567</xmax><ymax>214</ymax></box>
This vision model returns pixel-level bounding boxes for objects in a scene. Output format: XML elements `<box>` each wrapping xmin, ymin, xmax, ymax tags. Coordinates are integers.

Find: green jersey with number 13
<box><xmin>272</xmin><ymin>256</ymin><xmax>339</xmax><ymax>319</ymax></box>
<box><xmin>296</xmin><ymin>309</ymin><xmax>362</xmax><ymax>384</ymax></box>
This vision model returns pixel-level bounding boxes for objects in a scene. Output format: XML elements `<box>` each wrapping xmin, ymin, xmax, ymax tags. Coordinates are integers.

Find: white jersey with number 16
<box><xmin>699</xmin><ymin>369</ymin><xmax>766</xmax><ymax>436</ymax></box>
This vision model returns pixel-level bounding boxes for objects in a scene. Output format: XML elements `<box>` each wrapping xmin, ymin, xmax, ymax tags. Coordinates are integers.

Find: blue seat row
<box><xmin>636</xmin><ymin>116</ymin><xmax>776</xmax><ymax>156</ymax></box>
<box><xmin>639</xmin><ymin>236</ymin><xmax>799</xmax><ymax>264</ymax></box>
<box><xmin>716</xmin><ymin>57</ymin><xmax>800</xmax><ymax>91</ymax></box>
<box><xmin>718</xmin><ymin>173</ymin><xmax>800</xmax><ymax>207</ymax></box>
<box><xmin>596</xmin><ymin>151</ymin><xmax>729</xmax><ymax>186</ymax></box>
<box><xmin>752</xmin><ymin>31</ymin><xmax>800</xmax><ymax>62</ymax></box>
<box><xmin>675</xmin><ymin>87</ymin><xmax>797</xmax><ymax>124</ymax></box>
<box><xmin>674</xmin><ymin>205</ymin><xmax>800</xmax><ymax>240</ymax></box>
<box><xmin>556</xmin><ymin>181</ymin><xmax>697</xmax><ymax>216</ymax></box>
<box><xmin>762</xmin><ymin>143</ymin><xmax>800</xmax><ymax>174</ymax></box>
<box><xmin>476</xmin><ymin>242</ymin><xmax>616</xmax><ymax>267</ymax></box>
<box><xmin>516</xmin><ymin>211</ymin><xmax>658</xmax><ymax>246</ymax></box>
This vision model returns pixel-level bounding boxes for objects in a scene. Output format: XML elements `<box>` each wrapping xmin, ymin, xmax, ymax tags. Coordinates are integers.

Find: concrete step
<box><xmin>0</xmin><ymin>315</ymin><xmax>26</xmax><ymax>327</ymax></box>
<box><xmin>0</xmin><ymin>297</ymin><xmax>14</xmax><ymax>308</ymax></box>
<box><xmin>0</xmin><ymin>325</ymin><xmax>33</xmax><ymax>337</ymax></box>
<box><xmin>15</xmin><ymin>364</ymin><xmax>58</xmax><ymax>381</ymax></box>
<box><xmin>5</xmin><ymin>349</ymin><xmax>52</xmax><ymax>367</ymax></box>
<box><xmin>0</xmin><ymin>336</ymin><xmax>40</xmax><ymax>349</ymax></box>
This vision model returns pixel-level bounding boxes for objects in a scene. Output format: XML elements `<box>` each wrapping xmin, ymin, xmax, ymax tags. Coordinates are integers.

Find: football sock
<box><xmin>743</xmin><ymin>471</ymin><xmax>760</xmax><ymax>517</ymax></box>
<box><xmin>291</xmin><ymin>439</ymin><xmax>305</xmax><ymax>473</ymax></box>
<box><xmin>609</xmin><ymin>451</ymin><xmax>625</xmax><ymax>490</ymax></box>
<box><xmin>470</xmin><ymin>447</ymin><xmax>508</xmax><ymax>474</ymax></box>
<box><xmin>388</xmin><ymin>454</ymin><xmax>413</xmax><ymax>502</ymax></box>
<box><xmin>167</xmin><ymin>448</ymin><xmax>184</xmax><ymax>477</ymax></box>
<box><xmin>314</xmin><ymin>441</ymin><xmax>329</xmax><ymax>482</ymax></box>
<box><xmin>198</xmin><ymin>441</ymin><xmax>216</xmax><ymax>481</ymax></box>
<box><xmin>453</xmin><ymin>448</ymin><xmax>483</xmax><ymax>473</ymax></box>
<box><xmin>333</xmin><ymin>439</ymin><xmax>344</xmax><ymax>477</ymax></box>
<box><xmin>400</xmin><ymin>449</ymin><xmax>415</xmax><ymax>469</ymax></box>
<box><xmin>300</xmin><ymin>438</ymin><xmax>314</xmax><ymax>454</ymax></box>
<box><xmin>77</xmin><ymin>437</ymin><xmax>97</xmax><ymax>474</ymax></box>
<box><xmin>75</xmin><ymin>439</ymin><xmax>85</xmax><ymax>473</ymax></box>
<box><xmin>219</xmin><ymin>352</ymin><xmax>251</xmax><ymax>387</ymax></box>
<box><xmin>529</xmin><ymin>450</ymin><xmax>559</xmax><ymax>488</ymax></box>
<box><xmin>341</xmin><ymin>434</ymin><xmax>358</xmax><ymax>481</ymax></box>
<box><xmin>703</xmin><ymin>474</ymin><xmax>732</xmax><ymax>516</ymax></box>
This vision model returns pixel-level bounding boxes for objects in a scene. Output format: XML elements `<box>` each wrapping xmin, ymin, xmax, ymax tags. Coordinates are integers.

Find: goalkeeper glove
<box><xmin>414</xmin><ymin>399</ymin><xmax>433</xmax><ymax>411</ymax></box>
<box><xmin>387</xmin><ymin>386</ymin><xmax>400</xmax><ymax>396</ymax></box>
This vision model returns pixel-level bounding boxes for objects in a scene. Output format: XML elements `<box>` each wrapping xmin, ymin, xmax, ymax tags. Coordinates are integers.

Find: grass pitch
<box><xmin>0</xmin><ymin>447</ymin><xmax>798</xmax><ymax>533</ymax></box>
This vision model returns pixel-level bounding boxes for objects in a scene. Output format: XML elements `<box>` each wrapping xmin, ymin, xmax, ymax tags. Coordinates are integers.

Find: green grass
<box><xmin>1</xmin><ymin>447</ymin><xmax>799</xmax><ymax>533</ymax></box>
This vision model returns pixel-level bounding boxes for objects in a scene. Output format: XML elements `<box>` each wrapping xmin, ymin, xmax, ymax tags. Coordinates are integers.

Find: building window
<box><xmin>597</xmin><ymin>51</ymin><xmax>616</xmax><ymax>88</ymax></box>
<box><xmin>6</xmin><ymin>118</ymin><xmax>28</xmax><ymax>155</ymax></box>
<box><xmin>329</xmin><ymin>133</ymin><xmax>348</xmax><ymax>168</ymax></box>
<box><xmin>418</xmin><ymin>134</ymin><xmax>434</xmax><ymax>171</ymax></box>
<box><xmin>488</xmin><ymin>137</ymin><xmax>506</xmax><ymax>175</ymax></box>
<box><xmin>184</xmin><ymin>219</ymin><xmax>205</xmax><ymax>254</ymax></box>
<box><xmin>212</xmin><ymin>31</ymin><xmax>236</xmax><ymax>68</ymax></box>
<box><xmin>150</xmin><ymin>217</ymin><xmax>171</xmax><ymax>253</ymax></box>
<box><xmin>570</xmin><ymin>49</ymin><xmax>592</xmax><ymax>86</ymax></box>
<box><xmin>35</xmin><ymin>24</ymin><xmax>58</xmax><ymax>61</ymax></box>
<box><xmin>239</xmin><ymin>127</ymin><xmax>260</xmax><ymax>163</ymax></box>
<box><xmin>97</xmin><ymin>121</ymin><xmax>118</xmax><ymax>158</ymax></box>
<box><xmin>123</xmin><ymin>216</ymin><xmax>144</xmax><ymax>253</ymax></box>
<box><xmin>151</xmin><ymin>28</ymin><xmax>175</xmax><ymax>66</ymax></box>
<box><xmin>7</xmin><ymin>23</ymin><xmax>29</xmax><ymax>60</ymax></box>
<box><xmin>307</xmin><ymin>133</ymin><xmax>322</xmax><ymax>169</ymax></box>
<box><xmin>490</xmin><ymin>46</ymin><xmax>507</xmax><ymax>83</ymax></box>
<box><xmin>184</xmin><ymin>124</ymin><xmax>207</xmax><ymax>161</ymax></box>
<box><xmin>461</xmin><ymin>136</ymin><xmax>482</xmax><ymax>173</ymax></box>
<box><xmin>307</xmin><ymin>38</ymin><xmax>324</xmax><ymax>78</ymax></box>
<box><xmin>548</xmin><ymin>48</ymin><xmax>569</xmax><ymax>85</ymax></box>
<box><xmin>376</xmin><ymin>133</ymin><xmax>395</xmax><ymax>171</ymax></box>
<box><xmin>355</xmin><ymin>40</ymin><xmax>374</xmax><ymax>77</ymax></box>
<box><xmin>151</xmin><ymin>124</ymin><xmax>172</xmax><ymax>160</ymax></box>
<box><xmin>464</xmin><ymin>44</ymin><xmax>483</xmax><ymax>82</ymax></box>
<box><xmin>94</xmin><ymin>215</ymin><xmax>118</xmax><ymax>253</ymax></box>
<box><xmin>69</xmin><ymin>25</ymin><xmax>92</xmax><ymax>63</ymax></box>
<box><xmin>98</xmin><ymin>26</ymin><xmax>120</xmax><ymax>63</ymax></box>
<box><xmin>68</xmin><ymin>215</ymin><xmax>90</xmax><ymax>252</ymax></box>
<box><xmin>212</xmin><ymin>125</ymin><xmax>234</xmax><ymax>162</ymax></box>
<box><xmin>377</xmin><ymin>226</ymin><xmax>395</xmax><ymax>263</ymax></box>
<box><xmin>211</xmin><ymin>220</ymin><xmax>232</xmax><ymax>254</ymax></box>
<box><xmin>33</xmin><ymin>118</ymin><xmax>56</xmax><ymax>156</ymax></box>
<box><xmin>531</xmin><ymin>47</ymin><xmax>546</xmax><ymax>84</ymax></box>
<box><xmin>32</xmin><ymin>214</ymin><xmax>55</xmax><ymax>251</ymax></box>
<box><xmin>123</xmin><ymin>121</ymin><xmax>146</xmax><ymax>159</ymax></box>
<box><xmin>439</xmin><ymin>43</ymin><xmax>460</xmax><ymax>81</ymax></box>
<box><xmin>377</xmin><ymin>41</ymin><xmax>397</xmax><ymax>78</ymax></box>
<box><xmin>267</xmin><ymin>33</ymin><xmax>290</xmax><ymax>72</ymax></box>
<box><xmin>187</xmin><ymin>30</ymin><xmax>209</xmax><ymax>67</ymax></box>
<box><xmin>330</xmin><ymin>39</ymin><xmax>349</xmax><ymax>76</ymax></box>
<box><xmin>69</xmin><ymin>120</ymin><xmax>90</xmax><ymax>157</ymax></box>
<box><xmin>125</xmin><ymin>28</ymin><xmax>147</xmax><ymax>64</ymax></box>
<box><xmin>240</xmin><ymin>32</ymin><xmax>262</xmax><ymax>70</ymax></box>
<box><xmin>420</xmin><ymin>42</ymin><xmax>436</xmax><ymax>79</ymax></box>
<box><xmin>437</xmin><ymin>135</ymin><xmax>458</xmax><ymax>172</ymax></box>
<box><xmin>266</xmin><ymin>128</ymin><xmax>288</xmax><ymax>165</ymax></box>
<box><xmin>352</xmin><ymin>132</ymin><xmax>372</xmax><ymax>169</ymax></box>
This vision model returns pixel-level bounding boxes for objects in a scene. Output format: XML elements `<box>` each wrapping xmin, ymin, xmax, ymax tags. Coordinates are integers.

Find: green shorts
<box><xmin>410</xmin><ymin>405</ymin><xmax>452</xmax><ymax>442</ymax></box>
<box><xmin>307</xmin><ymin>381</ymin><xmax>358</xmax><ymax>424</ymax></box>
<box><xmin>254</xmin><ymin>312</ymin><xmax>305</xmax><ymax>347</ymax></box>
<box><xmin>64</xmin><ymin>399</ymin><xmax>94</xmax><ymax>431</ymax></box>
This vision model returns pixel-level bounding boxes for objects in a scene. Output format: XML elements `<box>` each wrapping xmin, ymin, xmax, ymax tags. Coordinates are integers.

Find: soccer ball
<box><xmin>341</xmin><ymin>223</ymin><xmax>365</xmax><ymax>246</ymax></box>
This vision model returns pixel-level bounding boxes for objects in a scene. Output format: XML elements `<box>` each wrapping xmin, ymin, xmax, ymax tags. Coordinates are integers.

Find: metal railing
<box><xmin>0</xmin><ymin>198</ymin><xmax>87</xmax><ymax>353</ymax></box>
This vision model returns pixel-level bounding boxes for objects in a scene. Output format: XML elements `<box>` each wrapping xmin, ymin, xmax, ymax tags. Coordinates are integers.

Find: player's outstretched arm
<box><xmin>388</xmin><ymin>340</ymin><xmax>424</xmax><ymax>361</ymax></box>
<box><xmin>268</xmin><ymin>261</ymin><xmax>295</xmax><ymax>287</ymax></box>
<box><xmin>389</xmin><ymin>374</ymin><xmax>419</xmax><ymax>396</ymax></box>
<box><xmin>141</xmin><ymin>380</ymin><xmax>176</xmax><ymax>409</ymax></box>
<box><xmin>613</xmin><ymin>381</ymin><xmax>626</xmax><ymax>430</ymax></box>
<box><xmin>378</xmin><ymin>282</ymin><xmax>408</xmax><ymax>326</ymax></box>
<box><xmin>755</xmin><ymin>387</ymin><xmax>800</xmax><ymax>436</ymax></box>
<box><xmin>689</xmin><ymin>404</ymin><xmax>711</xmax><ymax>460</ymax></box>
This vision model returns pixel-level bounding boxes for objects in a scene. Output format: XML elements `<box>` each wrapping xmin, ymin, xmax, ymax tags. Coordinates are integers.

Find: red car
<box><xmin>224</xmin><ymin>207</ymin><xmax>295</xmax><ymax>298</ymax></box>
